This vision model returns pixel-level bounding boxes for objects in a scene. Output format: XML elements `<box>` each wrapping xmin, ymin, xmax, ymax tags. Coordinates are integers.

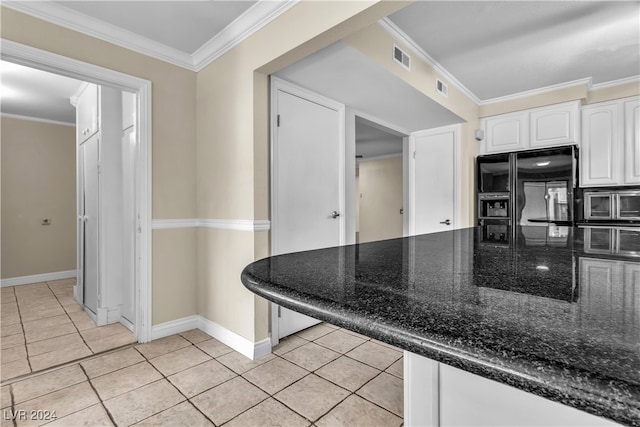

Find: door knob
<box><xmin>331</xmin><ymin>211</ymin><xmax>340</xmax><ymax>219</ymax></box>
<box><xmin>440</xmin><ymin>219</ymin><xmax>451</xmax><ymax>225</ymax></box>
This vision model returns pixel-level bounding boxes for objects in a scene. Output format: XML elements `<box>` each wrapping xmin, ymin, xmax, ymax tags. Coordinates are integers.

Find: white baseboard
<box><xmin>151</xmin><ymin>315</ymin><xmax>200</xmax><ymax>340</ymax></box>
<box><xmin>1</xmin><ymin>270</ymin><xmax>77</xmax><ymax>287</ymax></box>
<box><xmin>150</xmin><ymin>314</ymin><xmax>272</xmax><ymax>360</ymax></box>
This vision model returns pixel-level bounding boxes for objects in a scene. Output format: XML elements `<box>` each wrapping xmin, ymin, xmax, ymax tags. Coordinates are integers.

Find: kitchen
<box><xmin>1</xmin><ymin>1</ymin><xmax>639</xmax><ymax>426</ymax></box>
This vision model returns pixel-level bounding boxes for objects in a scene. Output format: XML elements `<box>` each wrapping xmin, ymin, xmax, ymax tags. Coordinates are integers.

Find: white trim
<box><xmin>198</xmin><ymin>316</ymin><xmax>272</xmax><ymax>360</ymax></box>
<box><xmin>3</xmin><ymin>1</ymin><xmax>298</xmax><ymax>72</ymax></box>
<box><xmin>152</xmin><ymin>219</ymin><xmax>200</xmax><ymax>230</ymax></box>
<box><xmin>379</xmin><ymin>18</ymin><xmax>480</xmax><ymax>105</ymax></box>
<box><xmin>192</xmin><ymin>0</ymin><xmax>299</xmax><ymax>72</ymax></box>
<box><xmin>480</xmin><ymin>78</ymin><xmax>592</xmax><ymax>106</ymax></box>
<box><xmin>591</xmin><ymin>75</ymin><xmax>640</xmax><ymax>91</ymax></box>
<box><xmin>198</xmin><ymin>219</ymin><xmax>271</xmax><ymax>232</ymax></box>
<box><xmin>151</xmin><ymin>315</ymin><xmax>272</xmax><ymax>359</ymax></box>
<box><xmin>0</xmin><ymin>113</ymin><xmax>75</xmax><ymax>127</ymax></box>
<box><xmin>1</xmin><ymin>39</ymin><xmax>153</xmax><ymax>344</ymax></box>
<box><xmin>151</xmin><ymin>219</ymin><xmax>271</xmax><ymax>231</ymax></box>
<box><xmin>1</xmin><ymin>270</ymin><xmax>77</xmax><ymax>288</ymax></box>
<box><xmin>151</xmin><ymin>315</ymin><xmax>200</xmax><ymax>340</ymax></box>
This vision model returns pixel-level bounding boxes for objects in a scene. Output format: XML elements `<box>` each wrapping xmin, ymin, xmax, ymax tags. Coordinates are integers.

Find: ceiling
<box><xmin>0</xmin><ymin>61</ymin><xmax>83</xmax><ymax>124</ymax></box>
<box><xmin>1</xmin><ymin>1</ymin><xmax>638</xmax><ymax>128</ymax></box>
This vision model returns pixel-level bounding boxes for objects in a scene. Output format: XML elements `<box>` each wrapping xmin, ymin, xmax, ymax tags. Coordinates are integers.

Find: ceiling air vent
<box><xmin>436</xmin><ymin>79</ymin><xmax>448</xmax><ymax>97</ymax></box>
<box><xmin>393</xmin><ymin>45</ymin><xmax>410</xmax><ymax>70</ymax></box>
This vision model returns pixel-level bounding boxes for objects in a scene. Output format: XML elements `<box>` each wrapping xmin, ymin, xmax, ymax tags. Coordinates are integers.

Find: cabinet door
<box><xmin>580</xmin><ymin>103</ymin><xmax>621</xmax><ymax>186</ymax></box>
<box><xmin>482</xmin><ymin>112</ymin><xmax>527</xmax><ymax>154</ymax></box>
<box><xmin>77</xmin><ymin>84</ymin><xmax>99</xmax><ymax>143</ymax></box>
<box><xmin>579</xmin><ymin>258</ymin><xmax>624</xmax><ymax>328</ymax></box>
<box><xmin>624</xmin><ymin>98</ymin><xmax>640</xmax><ymax>185</ymax></box>
<box><xmin>529</xmin><ymin>102</ymin><xmax>579</xmax><ymax>148</ymax></box>
<box><xmin>623</xmin><ymin>262</ymin><xmax>640</xmax><ymax>341</ymax></box>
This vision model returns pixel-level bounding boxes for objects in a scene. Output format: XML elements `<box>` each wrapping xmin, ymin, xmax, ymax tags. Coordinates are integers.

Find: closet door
<box><xmin>82</xmin><ymin>135</ymin><xmax>100</xmax><ymax>314</ymax></box>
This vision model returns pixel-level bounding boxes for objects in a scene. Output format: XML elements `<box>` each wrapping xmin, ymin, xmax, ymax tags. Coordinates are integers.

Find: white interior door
<box><xmin>411</xmin><ymin>126</ymin><xmax>458</xmax><ymax>235</ymax></box>
<box><xmin>82</xmin><ymin>135</ymin><xmax>100</xmax><ymax>314</ymax></box>
<box><xmin>272</xmin><ymin>78</ymin><xmax>345</xmax><ymax>342</ymax></box>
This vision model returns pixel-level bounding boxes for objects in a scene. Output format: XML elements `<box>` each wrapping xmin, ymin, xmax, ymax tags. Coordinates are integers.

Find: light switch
<box><xmin>41</xmin><ymin>218</ymin><xmax>51</xmax><ymax>225</ymax></box>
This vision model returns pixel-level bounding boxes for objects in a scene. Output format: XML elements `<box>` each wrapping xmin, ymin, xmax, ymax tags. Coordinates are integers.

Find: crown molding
<box><xmin>378</xmin><ymin>17</ymin><xmax>481</xmax><ymax>105</ymax></box>
<box><xmin>1</xmin><ymin>112</ymin><xmax>75</xmax><ymax>127</ymax></box>
<box><xmin>591</xmin><ymin>75</ymin><xmax>640</xmax><ymax>90</ymax></box>
<box><xmin>192</xmin><ymin>0</ymin><xmax>299</xmax><ymax>72</ymax></box>
<box><xmin>2</xmin><ymin>0</ymin><xmax>298</xmax><ymax>72</ymax></box>
<box><xmin>479</xmin><ymin>77</ymin><xmax>592</xmax><ymax>106</ymax></box>
<box><xmin>2</xmin><ymin>1</ymin><xmax>195</xmax><ymax>70</ymax></box>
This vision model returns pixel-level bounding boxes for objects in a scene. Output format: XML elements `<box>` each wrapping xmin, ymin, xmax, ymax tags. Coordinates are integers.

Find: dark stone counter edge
<box><xmin>241</xmin><ymin>269</ymin><xmax>640</xmax><ymax>427</ymax></box>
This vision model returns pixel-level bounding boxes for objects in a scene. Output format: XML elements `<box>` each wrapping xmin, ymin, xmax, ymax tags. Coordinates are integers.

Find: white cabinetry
<box><xmin>624</xmin><ymin>98</ymin><xmax>640</xmax><ymax>185</ymax></box>
<box><xmin>481</xmin><ymin>101</ymin><xmax>579</xmax><ymax>154</ymax></box>
<box><xmin>580</xmin><ymin>96</ymin><xmax>640</xmax><ymax>187</ymax></box>
<box><xmin>72</xmin><ymin>83</ymin><xmax>125</xmax><ymax>326</ymax></box>
<box><xmin>483</xmin><ymin>111</ymin><xmax>527</xmax><ymax>153</ymax></box>
<box><xmin>76</xmin><ymin>83</ymin><xmax>98</xmax><ymax>143</ymax></box>
<box><xmin>529</xmin><ymin>101</ymin><xmax>580</xmax><ymax>148</ymax></box>
<box><xmin>581</xmin><ymin>102</ymin><xmax>620</xmax><ymax>186</ymax></box>
<box><xmin>579</xmin><ymin>256</ymin><xmax>640</xmax><ymax>339</ymax></box>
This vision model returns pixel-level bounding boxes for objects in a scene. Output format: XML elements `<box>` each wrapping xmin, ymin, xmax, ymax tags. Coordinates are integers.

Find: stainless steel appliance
<box><xmin>477</xmin><ymin>146</ymin><xmax>579</xmax><ymax>243</ymax></box>
<box><xmin>584</xmin><ymin>190</ymin><xmax>640</xmax><ymax>222</ymax></box>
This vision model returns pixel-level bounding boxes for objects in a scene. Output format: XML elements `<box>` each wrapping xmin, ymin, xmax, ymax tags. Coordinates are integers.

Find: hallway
<box><xmin>1</xmin><ymin>279</ymin><xmax>135</xmax><ymax>381</ymax></box>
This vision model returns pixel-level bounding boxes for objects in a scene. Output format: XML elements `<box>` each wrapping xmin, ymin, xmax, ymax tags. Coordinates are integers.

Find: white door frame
<box><xmin>269</xmin><ymin>76</ymin><xmax>346</xmax><ymax>345</ymax></box>
<box><xmin>1</xmin><ymin>39</ymin><xmax>153</xmax><ymax>343</ymax></box>
<box><xmin>408</xmin><ymin>124</ymin><xmax>462</xmax><ymax>235</ymax></box>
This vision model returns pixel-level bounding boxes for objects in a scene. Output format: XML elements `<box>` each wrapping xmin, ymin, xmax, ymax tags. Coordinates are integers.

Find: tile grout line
<box><xmin>12</xmin><ymin>286</ymin><xmax>33</xmax><ymax>377</ymax></box>
<box><xmin>285</xmin><ymin>333</ymin><xmax>402</xmax><ymax>424</ymax></box>
<box><xmin>78</xmin><ymin>363</ymin><xmax>118</xmax><ymax>426</ymax></box>
<box><xmin>132</xmin><ymin>337</ymin><xmax>218</xmax><ymax>426</ymax></box>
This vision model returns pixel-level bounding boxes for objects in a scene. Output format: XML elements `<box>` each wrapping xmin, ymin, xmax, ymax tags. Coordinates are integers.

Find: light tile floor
<box><xmin>1</xmin><ymin>279</ymin><xmax>136</xmax><ymax>382</ymax></box>
<box><xmin>1</xmin><ymin>323</ymin><xmax>403</xmax><ymax>426</ymax></box>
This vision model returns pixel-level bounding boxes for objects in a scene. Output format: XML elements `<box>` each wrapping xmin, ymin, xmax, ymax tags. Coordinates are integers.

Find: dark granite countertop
<box><xmin>241</xmin><ymin>226</ymin><xmax>640</xmax><ymax>426</ymax></box>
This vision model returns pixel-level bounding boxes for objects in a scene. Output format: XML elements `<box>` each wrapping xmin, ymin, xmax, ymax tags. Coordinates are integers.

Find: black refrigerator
<box><xmin>477</xmin><ymin>145</ymin><xmax>578</xmax><ymax>244</ymax></box>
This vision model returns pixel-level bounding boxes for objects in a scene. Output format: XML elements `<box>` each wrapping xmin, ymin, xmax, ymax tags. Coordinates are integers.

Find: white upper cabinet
<box><xmin>75</xmin><ymin>83</ymin><xmax>99</xmax><ymax>143</ymax></box>
<box><xmin>482</xmin><ymin>111</ymin><xmax>528</xmax><ymax>153</ymax></box>
<box><xmin>624</xmin><ymin>98</ymin><xmax>640</xmax><ymax>185</ymax></box>
<box><xmin>530</xmin><ymin>101</ymin><xmax>579</xmax><ymax>148</ymax></box>
<box><xmin>481</xmin><ymin>101</ymin><xmax>579</xmax><ymax>154</ymax></box>
<box><xmin>580</xmin><ymin>96</ymin><xmax>639</xmax><ymax>187</ymax></box>
<box><xmin>581</xmin><ymin>102</ymin><xmax>621</xmax><ymax>186</ymax></box>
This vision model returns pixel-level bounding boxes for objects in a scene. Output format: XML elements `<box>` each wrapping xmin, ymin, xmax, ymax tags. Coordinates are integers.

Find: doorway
<box><xmin>1</xmin><ymin>40</ymin><xmax>153</xmax><ymax>343</ymax></box>
<box><xmin>355</xmin><ymin>117</ymin><xmax>406</xmax><ymax>243</ymax></box>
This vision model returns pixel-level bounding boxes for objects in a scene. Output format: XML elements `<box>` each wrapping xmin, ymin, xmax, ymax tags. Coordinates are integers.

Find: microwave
<box><xmin>584</xmin><ymin>190</ymin><xmax>640</xmax><ymax>221</ymax></box>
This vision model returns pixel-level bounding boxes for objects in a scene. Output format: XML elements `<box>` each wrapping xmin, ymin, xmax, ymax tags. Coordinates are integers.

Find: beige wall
<box><xmin>343</xmin><ymin>22</ymin><xmax>481</xmax><ymax>228</ymax></box>
<box><xmin>196</xmin><ymin>1</ymin><xmax>410</xmax><ymax>342</ymax></box>
<box><xmin>358</xmin><ymin>156</ymin><xmax>403</xmax><ymax>243</ymax></box>
<box><xmin>1</xmin><ymin>117</ymin><xmax>76</xmax><ymax>279</ymax></box>
<box><xmin>1</xmin><ymin>7</ymin><xmax>198</xmax><ymax>323</ymax></box>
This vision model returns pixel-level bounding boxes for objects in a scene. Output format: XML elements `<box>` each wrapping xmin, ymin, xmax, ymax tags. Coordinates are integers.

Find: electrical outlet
<box><xmin>41</xmin><ymin>218</ymin><xmax>51</xmax><ymax>225</ymax></box>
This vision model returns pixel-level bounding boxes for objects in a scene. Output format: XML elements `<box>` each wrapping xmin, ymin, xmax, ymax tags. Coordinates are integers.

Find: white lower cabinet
<box><xmin>404</xmin><ymin>351</ymin><xmax>619</xmax><ymax>426</ymax></box>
